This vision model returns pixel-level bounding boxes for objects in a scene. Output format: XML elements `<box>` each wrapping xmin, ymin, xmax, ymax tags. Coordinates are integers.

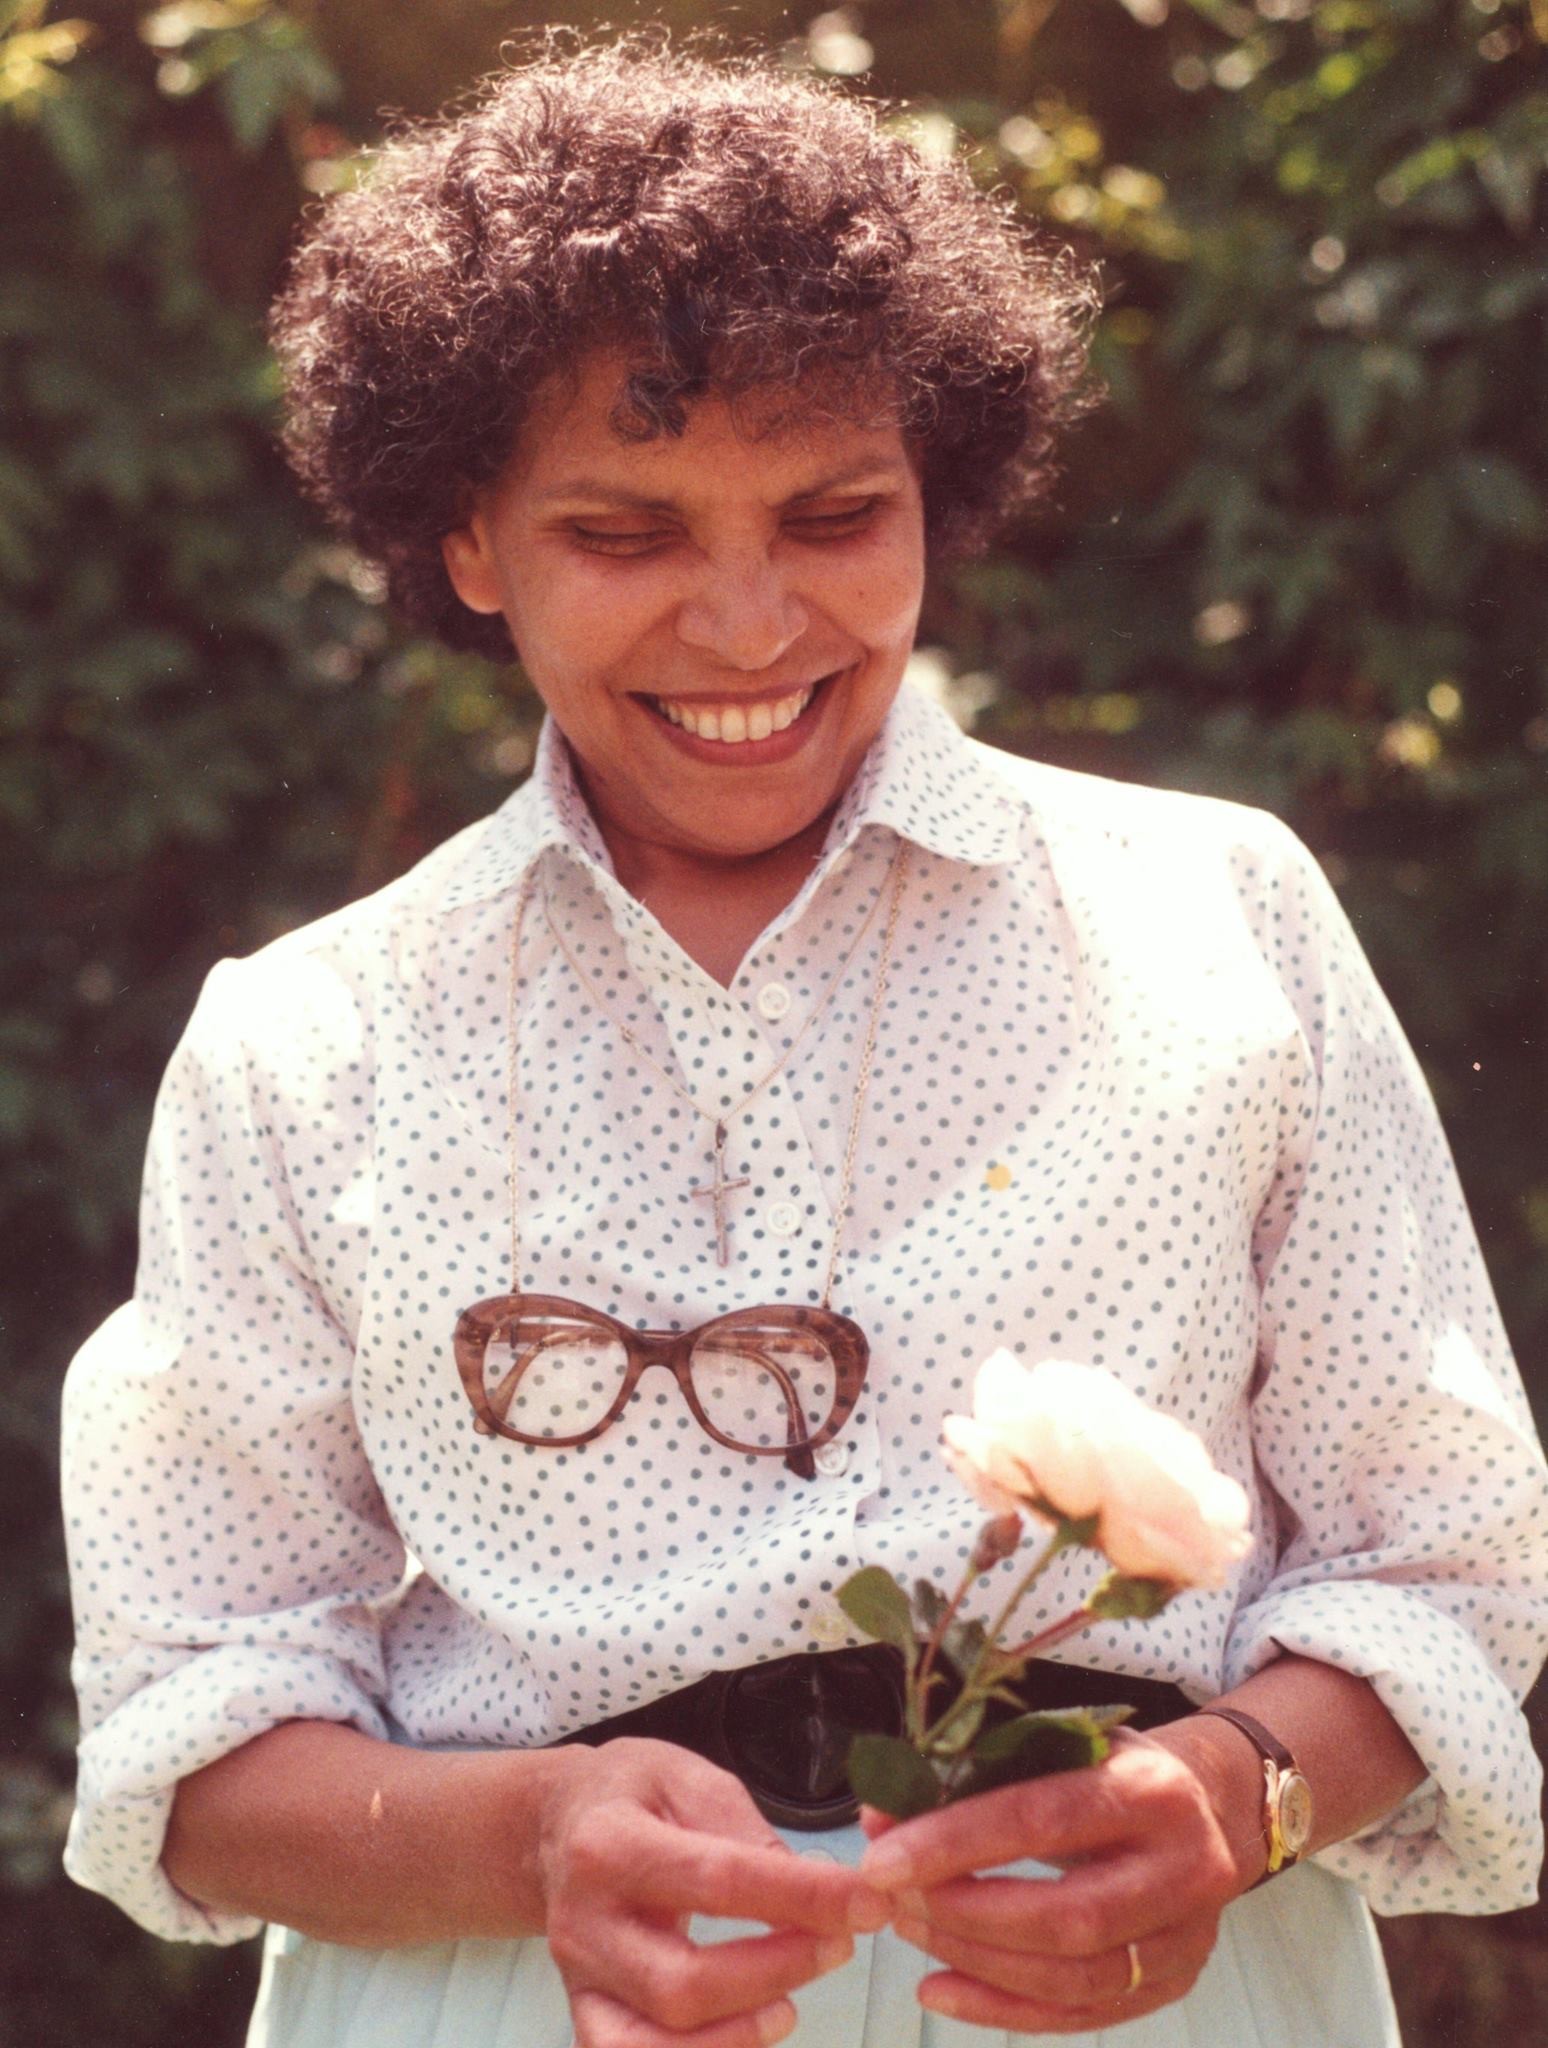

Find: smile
<box><xmin>646</xmin><ymin>679</ymin><xmax>819</xmax><ymax>744</ymax></box>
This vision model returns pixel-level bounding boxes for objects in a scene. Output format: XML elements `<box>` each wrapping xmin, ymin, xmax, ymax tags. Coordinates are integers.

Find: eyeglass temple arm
<box><xmin>483</xmin><ymin>1326</ymin><xmax>597</xmax><ymax>1422</ymax></box>
<box><xmin>711</xmin><ymin>1334</ymin><xmax>819</xmax><ymax>1480</ymax></box>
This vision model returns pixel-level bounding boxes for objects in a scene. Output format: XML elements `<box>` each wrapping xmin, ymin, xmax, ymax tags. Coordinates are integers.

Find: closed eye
<box><xmin>570</xmin><ymin>498</ymin><xmax>885</xmax><ymax>559</ymax></box>
<box><xmin>570</xmin><ymin>527</ymin><xmax>675</xmax><ymax>557</ymax></box>
<box><xmin>788</xmin><ymin>499</ymin><xmax>882</xmax><ymax>538</ymax></box>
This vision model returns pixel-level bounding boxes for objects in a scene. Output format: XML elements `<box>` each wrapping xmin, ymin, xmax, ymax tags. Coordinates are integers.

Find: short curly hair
<box><xmin>270</xmin><ymin>32</ymin><xmax>1101</xmax><ymax>658</ymax></box>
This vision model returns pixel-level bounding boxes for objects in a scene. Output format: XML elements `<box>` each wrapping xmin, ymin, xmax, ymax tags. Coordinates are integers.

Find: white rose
<box><xmin>941</xmin><ymin>1351</ymin><xmax>1253</xmax><ymax>1589</ymax></box>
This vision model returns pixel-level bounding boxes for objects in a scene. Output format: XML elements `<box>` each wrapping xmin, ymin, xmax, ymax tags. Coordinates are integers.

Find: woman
<box><xmin>61</xmin><ymin>36</ymin><xmax>1548</xmax><ymax>2048</ymax></box>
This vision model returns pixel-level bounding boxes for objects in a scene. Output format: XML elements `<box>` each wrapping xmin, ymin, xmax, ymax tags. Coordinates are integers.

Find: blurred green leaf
<box><xmin>846</xmin><ymin>1733</ymin><xmax>943</xmax><ymax>1818</ymax></box>
<box><xmin>837</xmin><ymin>1567</ymin><xmax>916</xmax><ymax>1651</ymax></box>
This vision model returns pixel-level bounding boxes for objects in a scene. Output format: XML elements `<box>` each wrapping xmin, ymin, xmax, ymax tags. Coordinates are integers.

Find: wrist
<box><xmin>1148</xmin><ymin>1713</ymin><xmax>1272</xmax><ymax>1895</ymax></box>
<box><xmin>506</xmin><ymin>1741</ymin><xmax>597</xmax><ymax>1935</ymax></box>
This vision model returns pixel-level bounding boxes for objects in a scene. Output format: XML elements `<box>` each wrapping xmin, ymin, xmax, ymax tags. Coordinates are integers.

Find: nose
<box><xmin>675</xmin><ymin>549</ymin><xmax>808</xmax><ymax>671</ymax></box>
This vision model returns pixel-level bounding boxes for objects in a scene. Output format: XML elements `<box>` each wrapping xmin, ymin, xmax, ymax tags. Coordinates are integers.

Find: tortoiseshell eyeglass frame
<box><xmin>452</xmin><ymin>1295</ymin><xmax>870</xmax><ymax>1480</ymax></box>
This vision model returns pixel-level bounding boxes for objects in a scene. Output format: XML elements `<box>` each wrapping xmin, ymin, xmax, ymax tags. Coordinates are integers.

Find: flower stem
<box><xmin>999</xmin><ymin>1602</ymin><xmax>1097</xmax><ymax>1663</ymax></box>
<box><xmin>910</xmin><ymin>1553</ymin><xmax>979</xmax><ymax>1743</ymax></box>
<box><xmin>914</xmin><ymin>1521</ymin><xmax>1083</xmax><ymax>1752</ymax></box>
<box><xmin>980</xmin><ymin>1521</ymin><xmax>1081</xmax><ymax>1658</ymax></box>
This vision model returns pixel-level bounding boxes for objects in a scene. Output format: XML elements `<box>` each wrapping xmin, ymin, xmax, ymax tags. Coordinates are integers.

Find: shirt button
<box><xmin>757</xmin><ymin>981</ymin><xmax>792</xmax><ymax>1021</ymax></box>
<box><xmin>813</xmin><ymin>1441</ymin><xmax>850</xmax><ymax>1477</ymax></box>
<box><xmin>767</xmin><ymin>1199</ymin><xmax>801</xmax><ymax>1236</ymax></box>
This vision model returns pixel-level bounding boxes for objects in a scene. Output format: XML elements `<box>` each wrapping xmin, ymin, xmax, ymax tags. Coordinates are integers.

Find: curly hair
<box><xmin>270</xmin><ymin>32</ymin><xmax>1101</xmax><ymax>658</ymax></box>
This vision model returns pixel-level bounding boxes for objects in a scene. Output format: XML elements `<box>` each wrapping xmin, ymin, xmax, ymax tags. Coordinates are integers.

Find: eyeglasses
<box><xmin>452</xmin><ymin>1295</ymin><xmax>870</xmax><ymax>1479</ymax></box>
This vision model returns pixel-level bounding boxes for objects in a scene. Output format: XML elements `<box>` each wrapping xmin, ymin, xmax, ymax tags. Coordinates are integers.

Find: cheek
<box><xmin>507</xmin><ymin>565</ymin><xmax>663</xmax><ymax>700</ymax></box>
<box><xmin>824</xmin><ymin>535</ymin><xmax>925</xmax><ymax>651</ymax></box>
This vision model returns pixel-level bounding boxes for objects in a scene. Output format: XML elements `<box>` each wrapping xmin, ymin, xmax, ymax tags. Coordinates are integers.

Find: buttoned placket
<box><xmin>549</xmin><ymin>840</ymin><xmax>887</xmax><ymax>1489</ymax></box>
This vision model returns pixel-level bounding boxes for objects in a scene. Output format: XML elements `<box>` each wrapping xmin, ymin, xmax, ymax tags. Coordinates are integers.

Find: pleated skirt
<box><xmin>247</xmin><ymin>1820</ymin><xmax>1401</xmax><ymax>2048</ymax></box>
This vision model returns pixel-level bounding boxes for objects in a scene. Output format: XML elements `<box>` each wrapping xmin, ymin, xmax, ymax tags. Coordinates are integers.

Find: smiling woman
<box><xmin>59</xmin><ymin>28</ymin><xmax>1548</xmax><ymax>2048</ymax></box>
<box><xmin>436</xmin><ymin>361</ymin><xmax>926</xmax><ymax>964</ymax></box>
<box><xmin>265</xmin><ymin>31</ymin><xmax>1093</xmax><ymax>979</ymax></box>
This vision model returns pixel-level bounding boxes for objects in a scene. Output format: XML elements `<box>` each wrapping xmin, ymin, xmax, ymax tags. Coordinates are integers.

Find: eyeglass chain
<box><xmin>505</xmin><ymin>840</ymin><xmax>910</xmax><ymax>1311</ymax></box>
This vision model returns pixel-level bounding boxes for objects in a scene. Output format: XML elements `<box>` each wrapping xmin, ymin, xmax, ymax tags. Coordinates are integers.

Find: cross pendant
<box><xmin>691</xmin><ymin>1122</ymin><xmax>751</xmax><ymax>1267</ymax></box>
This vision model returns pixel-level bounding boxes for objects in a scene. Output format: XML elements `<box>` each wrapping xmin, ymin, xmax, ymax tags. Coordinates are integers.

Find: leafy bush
<box><xmin>4</xmin><ymin>3</ymin><xmax>1543</xmax><ymax>2039</ymax></box>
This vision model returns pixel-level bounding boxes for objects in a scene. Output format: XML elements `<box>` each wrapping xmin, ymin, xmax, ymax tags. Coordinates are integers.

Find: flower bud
<box><xmin>971</xmin><ymin>1513</ymin><xmax>1024</xmax><ymax>1572</ymax></box>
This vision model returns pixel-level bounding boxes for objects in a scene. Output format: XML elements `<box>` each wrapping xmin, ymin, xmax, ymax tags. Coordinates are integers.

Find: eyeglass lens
<box><xmin>474</xmin><ymin>1310</ymin><xmax>837</xmax><ymax>1450</ymax></box>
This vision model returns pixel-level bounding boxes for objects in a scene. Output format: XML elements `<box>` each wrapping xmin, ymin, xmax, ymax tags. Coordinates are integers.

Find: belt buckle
<box><xmin>714</xmin><ymin>1647</ymin><xmax>905</xmax><ymax>1832</ymax></box>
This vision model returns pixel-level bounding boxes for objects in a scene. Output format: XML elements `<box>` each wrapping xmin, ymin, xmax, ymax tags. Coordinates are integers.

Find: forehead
<box><xmin>504</xmin><ymin>353</ymin><xmax>913</xmax><ymax>505</ymax></box>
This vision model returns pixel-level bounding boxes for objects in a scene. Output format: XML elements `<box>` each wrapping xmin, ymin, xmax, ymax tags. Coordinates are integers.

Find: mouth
<box><xmin>635</xmin><ymin>670</ymin><xmax>841</xmax><ymax>746</ymax></box>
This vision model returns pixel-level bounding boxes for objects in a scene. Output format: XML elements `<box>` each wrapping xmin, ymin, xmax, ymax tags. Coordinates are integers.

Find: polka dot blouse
<box><xmin>61</xmin><ymin>682</ymin><xmax>1548</xmax><ymax>1943</ymax></box>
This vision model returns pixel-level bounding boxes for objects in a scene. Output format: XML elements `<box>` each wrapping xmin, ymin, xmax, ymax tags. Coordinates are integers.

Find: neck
<box><xmin>578</xmin><ymin>777</ymin><xmax>838</xmax><ymax>916</ymax></box>
<box><xmin>577</xmin><ymin>785</ymin><xmax>839</xmax><ymax>990</ymax></box>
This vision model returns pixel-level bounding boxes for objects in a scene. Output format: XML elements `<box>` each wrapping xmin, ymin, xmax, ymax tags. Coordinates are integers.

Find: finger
<box><xmin>571</xmin><ymin>1985</ymin><xmax>798</xmax><ymax>2048</ymax></box>
<box><xmin>902</xmin><ymin>1859</ymin><xmax>1221</xmax><ymax>1952</ymax></box>
<box><xmin>859</xmin><ymin>1743</ymin><xmax>1197</xmax><ymax>1891</ymax></box>
<box><xmin>589</xmin><ymin>1806</ymin><xmax>880</xmax><ymax>1934</ymax></box>
<box><xmin>858</xmin><ymin>1804</ymin><xmax>899</xmax><ymax>1841</ymax></box>
<box><xmin>891</xmin><ymin>1909</ymin><xmax>1209</xmax><ymax>2006</ymax></box>
<box><xmin>914</xmin><ymin>1967</ymin><xmax>1195</xmax><ymax>2038</ymax></box>
<box><xmin>569</xmin><ymin>1917</ymin><xmax>853</xmax><ymax>2033</ymax></box>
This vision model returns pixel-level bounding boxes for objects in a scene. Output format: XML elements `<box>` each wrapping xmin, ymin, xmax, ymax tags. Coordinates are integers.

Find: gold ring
<box><xmin>1124</xmin><ymin>1941</ymin><xmax>1144</xmax><ymax>1995</ymax></box>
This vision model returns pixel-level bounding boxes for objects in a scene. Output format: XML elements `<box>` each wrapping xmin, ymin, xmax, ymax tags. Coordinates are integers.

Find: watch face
<box><xmin>1279</xmin><ymin>1771</ymin><xmax>1314</xmax><ymax>1857</ymax></box>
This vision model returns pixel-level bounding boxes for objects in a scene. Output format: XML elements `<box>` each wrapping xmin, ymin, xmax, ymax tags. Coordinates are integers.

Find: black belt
<box><xmin>554</xmin><ymin>1644</ymin><xmax>1191</xmax><ymax>1830</ymax></box>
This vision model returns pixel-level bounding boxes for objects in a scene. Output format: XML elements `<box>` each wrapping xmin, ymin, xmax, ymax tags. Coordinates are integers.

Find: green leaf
<box><xmin>976</xmin><ymin>1703</ymin><xmax>1131</xmax><ymax>1762</ymax></box>
<box><xmin>926</xmin><ymin>1695</ymin><xmax>986</xmax><ymax>1756</ymax></box>
<box><xmin>940</xmin><ymin>1615</ymin><xmax>990</xmax><ymax>1681</ymax></box>
<box><xmin>1086</xmin><ymin>1574</ymin><xmax>1177</xmax><ymax>1621</ymax></box>
<box><xmin>836</xmin><ymin>1567</ymin><xmax>915</xmax><ymax>1651</ymax></box>
<box><xmin>912</xmin><ymin>1578</ymin><xmax>949</xmax><ymax>1635</ymax></box>
<box><xmin>847</xmin><ymin>1733</ymin><xmax>943</xmax><ymax>1819</ymax></box>
<box><xmin>1451</xmin><ymin>454</ymin><xmax>1544</xmax><ymax>544</ymax></box>
<box><xmin>946</xmin><ymin>1705</ymin><xmax>1134</xmax><ymax>1804</ymax></box>
<box><xmin>216</xmin><ymin>46</ymin><xmax>286</xmax><ymax>154</ymax></box>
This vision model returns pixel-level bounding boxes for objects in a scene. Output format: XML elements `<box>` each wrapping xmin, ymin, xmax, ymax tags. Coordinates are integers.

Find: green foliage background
<box><xmin>3</xmin><ymin>1</ymin><xmax>1544</xmax><ymax>2039</ymax></box>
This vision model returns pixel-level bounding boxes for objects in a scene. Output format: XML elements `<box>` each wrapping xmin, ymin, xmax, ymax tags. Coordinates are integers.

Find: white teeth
<box><xmin>651</xmin><ymin>681</ymin><xmax>818</xmax><ymax>742</ymax></box>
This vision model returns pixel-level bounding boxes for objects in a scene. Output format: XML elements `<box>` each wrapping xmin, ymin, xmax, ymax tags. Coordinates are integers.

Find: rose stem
<box><xmin>916</xmin><ymin>1524</ymin><xmax>1076</xmax><ymax>1751</ymax></box>
<box><xmin>910</xmin><ymin>1553</ymin><xmax>980</xmax><ymax>1743</ymax></box>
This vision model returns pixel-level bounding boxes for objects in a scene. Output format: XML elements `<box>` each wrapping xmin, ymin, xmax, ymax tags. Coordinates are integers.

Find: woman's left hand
<box><xmin>857</xmin><ymin>1728</ymin><xmax>1262</xmax><ymax>2035</ymax></box>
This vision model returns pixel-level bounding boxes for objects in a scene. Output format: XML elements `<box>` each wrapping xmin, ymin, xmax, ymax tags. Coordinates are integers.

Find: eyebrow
<box><xmin>535</xmin><ymin>459</ymin><xmax>908</xmax><ymax>513</ymax></box>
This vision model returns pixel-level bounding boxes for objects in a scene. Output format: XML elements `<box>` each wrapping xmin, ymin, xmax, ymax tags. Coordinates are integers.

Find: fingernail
<box><xmin>847</xmin><ymin>1885</ymin><xmax>892</xmax><ymax>1933</ymax></box>
<box><xmin>815</xmin><ymin>1935</ymin><xmax>853</xmax><ymax>1974</ymax></box>
<box><xmin>918</xmin><ymin>1982</ymin><xmax>966</xmax><ymax>2019</ymax></box>
<box><xmin>757</xmin><ymin>1999</ymin><xmax>797</xmax><ymax>2045</ymax></box>
<box><xmin>892</xmin><ymin>1914</ymin><xmax>930</xmax><ymax>1947</ymax></box>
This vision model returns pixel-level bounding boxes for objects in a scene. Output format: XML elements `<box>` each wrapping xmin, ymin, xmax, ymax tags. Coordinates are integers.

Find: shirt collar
<box><xmin>819</xmin><ymin>678</ymin><xmax>1025</xmax><ymax>870</ymax></box>
<box><xmin>435</xmin><ymin>678</ymin><xmax>1025</xmax><ymax>914</ymax></box>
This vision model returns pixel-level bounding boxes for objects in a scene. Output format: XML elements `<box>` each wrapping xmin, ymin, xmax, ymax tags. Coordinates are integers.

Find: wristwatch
<box><xmin>1195</xmin><ymin>1706</ymin><xmax>1313</xmax><ymax>1885</ymax></box>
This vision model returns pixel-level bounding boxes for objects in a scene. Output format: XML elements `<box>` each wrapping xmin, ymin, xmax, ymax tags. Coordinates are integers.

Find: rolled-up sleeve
<box><xmin>1226</xmin><ymin>821</ymin><xmax>1548</xmax><ymax>1915</ymax></box>
<box><xmin>61</xmin><ymin>958</ymin><xmax>404</xmax><ymax>1942</ymax></box>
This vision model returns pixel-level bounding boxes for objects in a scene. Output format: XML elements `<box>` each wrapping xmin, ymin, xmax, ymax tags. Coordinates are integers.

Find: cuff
<box><xmin>66</xmin><ymin>1644</ymin><xmax>391</xmax><ymax>1943</ymax></box>
<box><xmin>1224</xmin><ymin>1580</ymin><xmax>1544</xmax><ymax>1917</ymax></box>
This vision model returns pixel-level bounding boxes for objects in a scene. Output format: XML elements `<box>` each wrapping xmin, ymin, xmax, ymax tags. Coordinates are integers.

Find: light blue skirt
<box><xmin>247</xmin><ymin>1822</ymin><xmax>1401</xmax><ymax>2047</ymax></box>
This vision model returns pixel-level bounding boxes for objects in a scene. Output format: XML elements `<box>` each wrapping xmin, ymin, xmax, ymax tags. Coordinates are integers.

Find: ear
<box><xmin>440</xmin><ymin>509</ymin><xmax>506</xmax><ymax>617</ymax></box>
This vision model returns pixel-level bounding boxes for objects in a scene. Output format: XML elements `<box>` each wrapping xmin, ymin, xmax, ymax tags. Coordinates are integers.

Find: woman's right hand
<box><xmin>535</xmin><ymin>1735</ymin><xmax>890</xmax><ymax>2047</ymax></box>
